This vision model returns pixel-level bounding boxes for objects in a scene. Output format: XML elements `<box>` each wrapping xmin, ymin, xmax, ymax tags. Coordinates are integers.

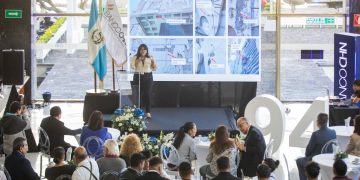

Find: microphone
<box><xmin>141</xmin><ymin>57</ymin><xmax>145</xmax><ymax>66</ymax></box>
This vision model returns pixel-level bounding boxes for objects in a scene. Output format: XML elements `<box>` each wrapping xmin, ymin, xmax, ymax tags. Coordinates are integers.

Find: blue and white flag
<box><xmin>101</xmin><ymin>0</ymin><xmax>127</xmax><ymax>65</ymax></box>
<box><xmin>88</xmin><ymin>0</ymin><xmax>107</xmax><ymax>81</ymax></box>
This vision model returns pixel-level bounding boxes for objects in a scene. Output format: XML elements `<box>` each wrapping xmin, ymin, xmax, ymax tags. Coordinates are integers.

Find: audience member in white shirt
<box><xmin>72</xmin><ymin>146</ymin><xmax>99</xmax><ymax>180</ymax></box>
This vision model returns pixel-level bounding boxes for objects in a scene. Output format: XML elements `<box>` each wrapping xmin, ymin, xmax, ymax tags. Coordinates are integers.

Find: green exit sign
<box><xmin>306</xmin><ymin>17</ymin><xmax>335</xmax><ymax>25</ymax></box>
<box><xmin>5</xmin><ymin>9</ymin><xmax>22</xmax><ymax>19</ymax></box>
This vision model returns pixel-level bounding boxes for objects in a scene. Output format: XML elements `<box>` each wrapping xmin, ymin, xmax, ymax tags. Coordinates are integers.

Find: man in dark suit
<box><xmin>120</xmin><ymin>153</ymin><xmax>146</xmax><ymax>180</ymax></box>
<box><xmin>136</xmin><ymin>157</ymin><xmax>168</xmax><ymax>180</ymax></box>
<box><xmin>5</xmin><ymin>137</ymin><xmax>40</xmax><ymax>180</ymax></box>
<box><xmin>212</xmin><ymin>156</ymin><xmax>240</xmax><ymax>180</ymax></box>
<box><xmin>296</xmin><ymin>113</ymin><xmax>336</xmax><ymax>180</ymax></box>
<box><xmin>235</xmin><ymin>117</ymin><xmax>266</xmax><ymax>178</ymax></box>
<box><xmin>40</xmin><ymin>106</ymin><xmax>81</xmax><ymax>154</ymax></box>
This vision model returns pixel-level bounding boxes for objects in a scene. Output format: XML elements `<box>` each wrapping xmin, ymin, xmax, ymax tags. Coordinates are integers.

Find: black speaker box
<box><xmin>2</xmin><ymin>49</ymin><xmax>24</xmax><ymax>85</ymax></box>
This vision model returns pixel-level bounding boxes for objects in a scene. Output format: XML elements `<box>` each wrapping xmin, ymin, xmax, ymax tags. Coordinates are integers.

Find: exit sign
<box><xmin>306</xmin><ymin>17</ymin><xmax>335</xmax><ymax>25</ymax></box>
<box><xmin>355</xmin><ymin>14</ymin><xmax>360</xmax><ymax>27</ymax></box>
<box><xmin>5</xmin><ymin>9</ymin><xmax>22</xmax><ymax>19</ymax></box>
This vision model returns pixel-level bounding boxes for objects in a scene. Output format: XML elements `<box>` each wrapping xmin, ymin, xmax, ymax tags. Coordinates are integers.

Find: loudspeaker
<box><xmin>2</xmin><ymin>49</ymin><xmax>24</xmax><ymax>85</ymax></box>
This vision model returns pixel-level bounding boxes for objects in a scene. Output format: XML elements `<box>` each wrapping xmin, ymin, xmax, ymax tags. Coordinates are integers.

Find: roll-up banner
<box><xmin>334</xmin><ymin>33</ymin><xmax>360</xmax><ymax>99</ymax></box>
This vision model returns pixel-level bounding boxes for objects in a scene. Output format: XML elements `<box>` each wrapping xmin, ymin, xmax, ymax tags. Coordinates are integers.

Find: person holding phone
<box><xmin>131</xmin><ymin>44</ymin><xmax>157</xmax><ymax>118</ymax></box>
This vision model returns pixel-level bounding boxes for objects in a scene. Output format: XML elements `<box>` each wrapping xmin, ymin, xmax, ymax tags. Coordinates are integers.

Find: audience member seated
<box><xmin>305</xmin><ymin>161</ymin><xmax>320</xmax><ymax>180</ymax></box>
<box><xmin>80</xmin><ymin>110</ymin><xmax>112</xmax><ymax>158</ymax></box>
<box><xmin>212</xmin><ymin>156</ymin><xmax>240</xmax><ymax>180</ymax></box>
<box><xmin>120</xmin><ymin>133</ymin><xmax>143</xmax><ymax>166</ymax></box>
<box><xmin>96</xmin><ymin>139</ymin><xmax>126</xmax><ymax>175</ymax></box>
<box><xmin>41</xmin><ymin>106</ymin><xmax>81</xmax><ymax>155</ymax></box>
<box><xmin>296</xmin><ymin>113</ymin><xmax>336</xmax><ymax>180</ymax></box>
<box><xmin>141</xmin><ymin>150</ymin><xmax>152</xmax><ymax>171</ymax></box>
<box><xmin>346</xmin><ymin>115</ymin><xmax>360</xmax><ymax>156</ymax></box>
<box><xmin>136</xmin><ymin>157</ymin><xmax>169</xmax><ymax>180</ymax></box>
<box><xmin>17</xmin><ymin>94</ymin><xmax>37</xmax><ymax>152</ymax></box>
<box><xmin>45</xmin><ymin>146</ymin><xmax>76</xmax><ymax>180</ymax></box>
<box><xmin>4</xmin><ymin>137</ymin><xmax>40</xmax><ymax>180</ymax></box>
<box><xmin>352</xmin><ymin>80</ymin><xmax>360</xmax><ymax>107</ymax></box>
<box><xmin>235</xmin><ymin>117</ymin><xmax>266</xmax><ymax>178</ymax></box>
<box><xmin>120</xmin><ymin>153</ymin><xmax>145</xmax><ymax>180</ymax></box>
<box><xmin>257</xmin><ymin>164</ymin><xmax>271</xmax><ymax>180</ymax></box>
<box><xmin>263</xmin><ymin>158</ymin><xmax>280</xmax><ymax>180</ymax></box>
<box><xmin>169</xmin><ymin>122</ymin><xmax>197</xmax><ymax>166</ymax></box>
<box><xmin>200</xmin><ymin>125</ymin><xmax>237</xmax><ymax>179</ymax></box>
<box><xmin>178</xmin><ymin>162</ymin><xmax>192</xmax><ymax>180</ymax></box>
<box><xmin>332</xmin><ymin>159</ymin><xmax>351</xmax><ymax>180</ymax></box>
<box><xmin>72</xmin><ymin>146</ymin><xmax>100</xmax><ymax>180</ymax></box>
<box><xmin>1</xmin><ymin>101</ymin><xmax>28</xmax><ymax>155</ymax></box>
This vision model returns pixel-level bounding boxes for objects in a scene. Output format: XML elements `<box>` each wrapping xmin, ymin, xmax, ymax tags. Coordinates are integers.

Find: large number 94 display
<box><xmin>128</xmin><ymin>0</ymin><xmax>261</xmax><ymax>82</ymax></box>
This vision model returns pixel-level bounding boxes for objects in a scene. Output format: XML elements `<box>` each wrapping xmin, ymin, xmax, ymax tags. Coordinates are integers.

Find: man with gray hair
<box><xmin>72</xmin><ymin>146</ymin><xmax>100</xmax><ymax>180</ymax></box>
<box><xmin>96</xmin><ymin>139</ymin><xmax>126</xmax><ymax>175</ymax></box>
<box><xmin>296</xmin><ymin>113</ymin><xmax>336</xmax><ymax>180</ymax></box>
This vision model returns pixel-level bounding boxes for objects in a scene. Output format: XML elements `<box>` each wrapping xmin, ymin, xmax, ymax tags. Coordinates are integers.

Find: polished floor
<box><xmin>0</xmin><ymin>102</ymin><xmax>315</xmax><ymax>180</ymax></box>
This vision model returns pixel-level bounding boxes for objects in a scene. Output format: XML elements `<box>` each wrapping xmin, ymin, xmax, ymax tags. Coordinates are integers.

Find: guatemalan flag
<box><xmin>88</xmin><ymin>0</ymin><xmax>107</xmax><ymax>81</ymax></box>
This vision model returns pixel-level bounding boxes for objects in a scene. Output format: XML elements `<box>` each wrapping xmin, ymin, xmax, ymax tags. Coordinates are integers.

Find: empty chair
<box><xmin>160</xmin><ymin>144</ymin><xmax>180</xmax><ymax>178</ymax></box>
<box><xmin>38</xmin><ymin>127</ymin><xmax>51</xmax><ymax>177</ymax></box>
<box><xmin>264</xmin><ymin>139</ymin><xmax>275</xmax><ymax>159</ymax></box>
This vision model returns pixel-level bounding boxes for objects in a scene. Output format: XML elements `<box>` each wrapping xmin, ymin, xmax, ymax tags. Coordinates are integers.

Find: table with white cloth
<box><xmin>312</xmin><ymin>153</ymin><xmax>359</xmax><ymax>179</ymax></box>
<box><xmin>329</xmin><ymin>126</ymin><xmax>354</xmax><ymax>151</ymax></box>
<box><xmin>74</xmin><ymin>127</ymin><xmax>121</xmax><ymax>145</ymax></box>
<box><xmin>194</xmin><ymin>139</ymin><xmax>210</xmax><ymax>178</ymax></box>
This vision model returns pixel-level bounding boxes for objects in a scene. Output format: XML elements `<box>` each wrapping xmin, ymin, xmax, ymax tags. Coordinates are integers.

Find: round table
<box><xmin>312</xmin><ymin>153</ymin><xmax>358</xmax><ymax>179</ymax></box>
<box><xmin>194</xmin><ymin>139</ymin><xmax>210</xmax><ymax>178</ymax></box>
<box><xmin>329</xmin><ymin>126</ymin><xmax>354</xmax><ymax>151</ymax></box>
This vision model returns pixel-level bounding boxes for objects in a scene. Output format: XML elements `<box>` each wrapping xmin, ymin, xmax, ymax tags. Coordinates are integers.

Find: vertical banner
<box><xmin>334</xmin><ymin>33</ymin><xmax>360</xmax><ymax>99</ymax></box>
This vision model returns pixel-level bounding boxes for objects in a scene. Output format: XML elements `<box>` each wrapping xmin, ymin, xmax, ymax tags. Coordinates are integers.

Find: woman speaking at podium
<box><xmin>131</xmin><ymin>44</ymin><xmax>157</xmax><ymax>118</ymax></box>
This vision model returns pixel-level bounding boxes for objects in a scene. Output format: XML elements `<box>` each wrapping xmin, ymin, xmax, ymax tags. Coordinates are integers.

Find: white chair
<box><xmin>321</xmin><ymin>139</ymin><xmax>338</xmax><ymax>154</ymax></box>
<box><xmin>160</xmin><ymin>144</ymin><xmax>180</xmax><ymax>179</ymax></box>
<box><xmin>282</xmin><ymin>153</ymin><xmax>290</xmax><ymax>180</ymax></box>
<box><xmin>55</xmin><ymin>174</ymin><xmax>72</xmax><ymax>180</ymax></box>
<box><xmin>100</xmin><ymin>170</ymin><xmax>120</xmax><ymax>180</ymax></box>
<box><xmin>264</xmin><ymin>138</ymin><xmax>274</xmax><ymax>159</ymax></box>
<box><xmin>82</xmin><ymin>136</ymin><xmax>104</xmax><ymax>159</ymax></box>
<box><xmin>38</xmin><ymin>127</ymin><xmax>51</xmax><ymax>177</ymax></box>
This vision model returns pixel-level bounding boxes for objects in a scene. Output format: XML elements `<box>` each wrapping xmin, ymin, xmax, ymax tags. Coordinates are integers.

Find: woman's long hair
<box><xmin>173</xmin><ymin>122</ymin><xmax>196</xmax><ymax>149</ymax></box>
<box><xmin>88</xmin><ymin>110</ymin><xmax>104</xmax><ymax>131</ymax></box>
<box><xmin>210</xmin><ymin>125</ymin><xmax>234</xmax><ymax>155</ymax></box>
<box><xmin>135</xmin><ymin>44</ymin><xmax>150</xmax><ymax>59</ymax></box>
<box><xmin>354</xmin><ymin>115</ymin><xmax>360</xmax><ymax>135</ymax></box>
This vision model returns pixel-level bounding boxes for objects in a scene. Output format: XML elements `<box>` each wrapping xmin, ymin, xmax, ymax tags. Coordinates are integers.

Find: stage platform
<box><xmin>143</xmin><ymin>107</ymin><xmax>237</xmax><ymax>136</ymax></box>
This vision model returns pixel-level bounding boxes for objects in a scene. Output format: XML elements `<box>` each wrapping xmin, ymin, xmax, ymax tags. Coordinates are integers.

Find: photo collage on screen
<box><xmin>128</xmin><ymin>0</ymin><xmax>260</xmax><ymax>81</ymax></box>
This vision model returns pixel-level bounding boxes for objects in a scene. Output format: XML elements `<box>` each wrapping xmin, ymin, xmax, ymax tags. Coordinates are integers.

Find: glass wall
<box><xmin>32</xmin><ymin>0</ymin><xmax>347</xmax><ymax>101</ymax></box>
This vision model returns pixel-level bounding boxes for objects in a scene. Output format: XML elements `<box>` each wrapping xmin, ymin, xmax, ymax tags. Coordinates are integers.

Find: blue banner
<box><xmin>334</xmin><ymin>33</ymin><xmax>360</xmax><ymax>99</ymax></box>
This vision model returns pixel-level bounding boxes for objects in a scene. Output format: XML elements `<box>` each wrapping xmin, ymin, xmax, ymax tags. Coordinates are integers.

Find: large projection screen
<box><xmin>128</xmin><ymin>0</ymin><xmax>260</xmax><ymax>82</ymax></box>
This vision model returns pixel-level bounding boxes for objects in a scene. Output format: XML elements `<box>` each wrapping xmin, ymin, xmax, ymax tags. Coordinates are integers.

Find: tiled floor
<box><xmin>0</xmin><ymin>102</ymin><xmax>316</xmax><ymax>180</ymax></box>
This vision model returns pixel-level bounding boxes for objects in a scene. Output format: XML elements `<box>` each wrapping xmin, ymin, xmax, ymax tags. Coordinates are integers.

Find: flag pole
<box><xmin>94</xmin><ymin>70</ymin><xmax>97</xmax><ymax>93</ymax></box>
<box><xmin>112</xmin><ymin>58</ymin><xmax>116</xmax><ymax>91</ymax></box>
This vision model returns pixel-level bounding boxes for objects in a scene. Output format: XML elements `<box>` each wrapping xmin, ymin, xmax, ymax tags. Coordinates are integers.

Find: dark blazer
<box><xmin>120</xmin><ymin>168</ymin><xmax>141</xmax><ymax>180</ymax></box>
<box><xmin>5</xmin><ymin>151</ymin><xmax>40</xmax><ymax>180</ymax></box>
<box><xmin>212</xmin><ymin>172</ymin><xmax>241</xmax><ymax>180</ymax></box>
<box><xmin>135</xmin><ymin>171</ymin><xmax>168</xmax><ymax>180</ymax></box>
<box><xmin>40</xmin><ymin>116</ymin><xmax>81</xmax><ymax>153</ymax></box>
<box><xmin>237</xmin><ymin>126</ymin><xmax>266</xmax><ymax>177</ymax></box>
<box><xmin>306</xmin><ymin>126</ymin><xmax>336</xmax><ymax>159</ymax></box>
<box><xmin>333</xmin><ymin>176</ymin><xmax>352</xmax><ymax>180</ymax></box>
<box><xmin>45</xmin><ymin>164</ymin><xmax>76</xmax><ymax>180</ymax></box>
